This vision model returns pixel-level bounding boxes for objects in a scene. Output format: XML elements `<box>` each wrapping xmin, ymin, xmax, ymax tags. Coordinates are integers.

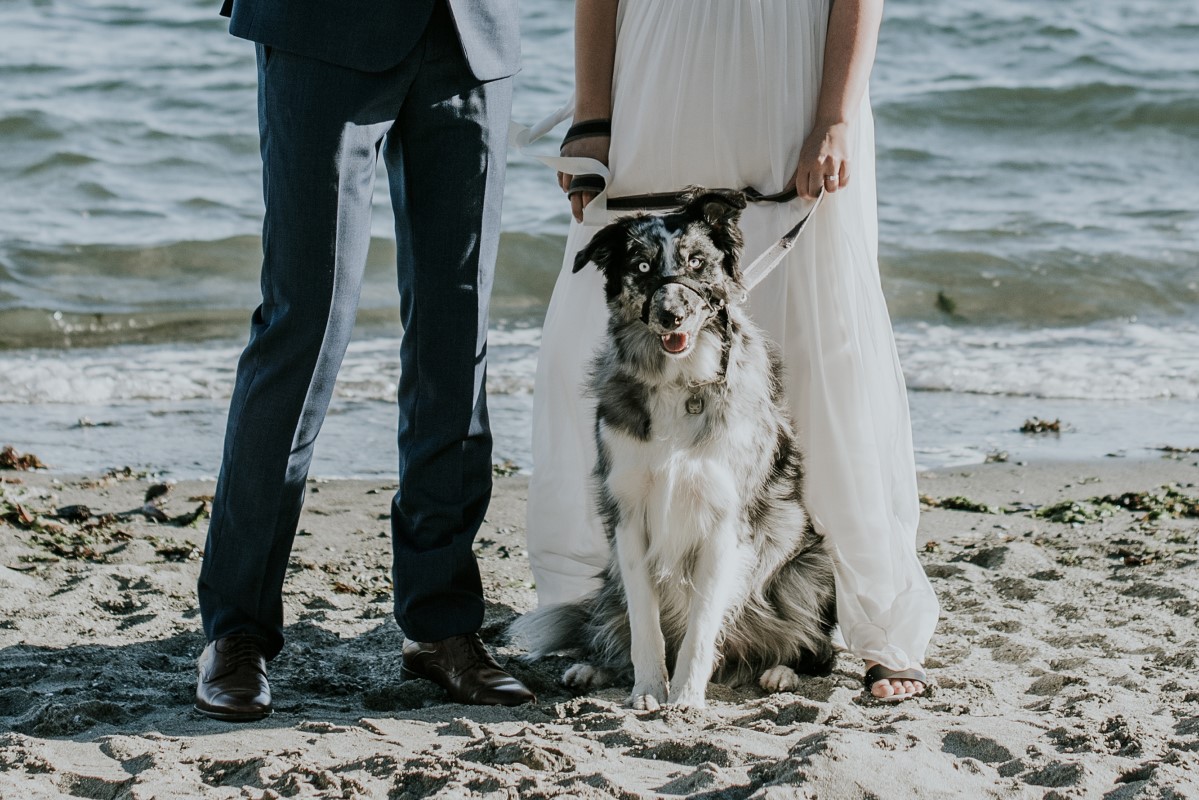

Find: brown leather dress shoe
<box><xmin>401</xmin><ymin>633</ymin><xmax>536</xmax><ymax>706</ymax></box>
<box><xmin>194</xmin><ymin>635</ymin><xmax>273</xmax><ymax>721</ymax></box>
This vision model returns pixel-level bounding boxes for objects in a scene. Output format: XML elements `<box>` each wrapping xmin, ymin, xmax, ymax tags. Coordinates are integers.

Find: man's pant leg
<box><xmin>384</xmin><ymin>5</ymin><xmax>514</xmax><ymax>642</ymax></box>
<box><xmin>199</xmin><ymin>45</ymin><xmax>403</xmax><ymax>658</ymax></box>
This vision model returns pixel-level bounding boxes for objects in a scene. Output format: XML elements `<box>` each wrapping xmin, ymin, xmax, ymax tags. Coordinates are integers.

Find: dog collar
<box><xmin>684</xmin><ymin>305</ymin><xmax>731</xmax><ymax>389</ymax></box>
<box><xmin>681</xmin><ymin>306</ymin><xmax>732</xmax><ymax>415</ymax></box>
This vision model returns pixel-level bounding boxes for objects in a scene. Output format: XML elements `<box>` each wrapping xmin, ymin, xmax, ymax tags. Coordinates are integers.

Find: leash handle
<box><xmin>508</xmin><ymin>94</ymin><xmax>575</xmax><ymax>149</ymax></box>
<box><xmin>510</xmin><ymin>95</ymin><xmax>614</xmax><ymax>225</ymax></box>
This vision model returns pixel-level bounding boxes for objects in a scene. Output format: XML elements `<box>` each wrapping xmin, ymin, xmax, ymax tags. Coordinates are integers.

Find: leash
<box><xmin>509</xmin><ymin>98</ymin><xmax>826</xmax><ymax>294</ymax></box>
<box><xmin>610</xmin><ymin>186</ymin><xmax>825</xmax><ymax>294</ymax></box>
<box><xmin>511</xmin><ymin>102</ymin><xmax>829</xmax><ymax>414</ymax></box>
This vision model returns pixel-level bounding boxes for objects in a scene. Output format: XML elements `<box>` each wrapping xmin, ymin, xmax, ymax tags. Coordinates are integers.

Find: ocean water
<box><xmin>1</xmin><ymin>0</ymin><xmax>1197</xmax><ymax>477</ymax></box>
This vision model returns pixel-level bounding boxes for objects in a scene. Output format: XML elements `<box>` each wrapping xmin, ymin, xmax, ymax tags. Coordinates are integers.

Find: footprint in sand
<box><xmin>1026</xmin><ymin>673</ymin><xmax>1072</xmax><ymax>696</ymax></box>
<box><xmin>1020</xmin><ymin>759</ymin><xmax>1087</xmax><ymax>788</ymax></box>
<box><xmin>940</xmin><ymin>731</ymin><xmax>1014</xmax><ymax>763</ymax></box>
<box><xmin>626</xmin><ymin>739</ymin><xmax>743</xmax><ymax>769</ymax></box>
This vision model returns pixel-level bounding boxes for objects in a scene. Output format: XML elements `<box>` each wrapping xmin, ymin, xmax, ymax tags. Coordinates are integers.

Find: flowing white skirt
<box><xmin>526</xmin><ymin>0</ymin><xmax>939</xmax><ymax>670</ymax></box>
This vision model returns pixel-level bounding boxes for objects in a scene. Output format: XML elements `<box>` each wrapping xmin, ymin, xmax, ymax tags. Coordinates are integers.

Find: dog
<box><xmin>511</xmin><ymin>188</ymin><xmax>837</xmax><ymax>709</ymax></box>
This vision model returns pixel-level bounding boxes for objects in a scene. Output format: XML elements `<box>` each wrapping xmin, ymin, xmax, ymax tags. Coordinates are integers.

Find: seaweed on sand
<box><xmin>1020</xmin><ymin>417</ymin><xmax>1063</xmax><ymax>434</ymax></box>
<box><xmin>921</xmin><ymin>494</ymin><xmax>1001</xmax><ymax>514</ymax></box>
<box><xmin>0</xmin><ymin>446</ymin><xmax>46</xmax><ymax>471</ymax></box>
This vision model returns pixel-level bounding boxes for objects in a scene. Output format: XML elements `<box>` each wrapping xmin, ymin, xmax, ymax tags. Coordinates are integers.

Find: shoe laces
<box><xmin>219</xmin><ymin>635</ymin><xmax>267</xmax><ymax>672</ymax></box>
<box><xmin>447</xmin><ymin>634</ymin><xmax>494</xmax><ymax>671</ymax></box>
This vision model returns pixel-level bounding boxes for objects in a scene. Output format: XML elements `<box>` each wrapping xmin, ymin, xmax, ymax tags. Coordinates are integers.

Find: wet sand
<box><xmin>1</xmin><ymin>456</ymin><xmax>1197</xmax><ymax>798</ymax></box>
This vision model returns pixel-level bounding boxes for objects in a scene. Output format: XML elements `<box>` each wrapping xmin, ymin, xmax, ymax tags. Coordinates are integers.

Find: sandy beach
<box><xmin>1</xmin><ymin>454</ymin><xmax>1197</xmax><ymax>798</ymax></box>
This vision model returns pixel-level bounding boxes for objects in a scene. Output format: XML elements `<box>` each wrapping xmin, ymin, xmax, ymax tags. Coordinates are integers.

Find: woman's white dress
<box><xmin>526</xmin><ymin>0</ymin><xmax>940</xmax><ymax>671</ymax></box>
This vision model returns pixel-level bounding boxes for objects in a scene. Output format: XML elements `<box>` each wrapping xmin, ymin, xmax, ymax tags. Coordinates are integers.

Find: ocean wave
<box><xmin>2</xmin><ymin>232</ymin><xmax>1196</xmax><ymax>348</ymax></box>
<box><xmin>881</xmin><ymin>246</ymin><xmax>1199</xmax><ymax>326</ymax></box>
<box><xmin>19</xmin><ymin>151</ymin><xmax>101</xmax><ymax>176</ymax></box>
<box><xmin>0</xmin><ymin>329</ymin><xmax>542</xmax><ymax>405</ymax></box>
<box><xmin>0</xmin><ymin>110</ymin><xmax>66</xmax><ymax>140</ymax></box>
<box><xmin>898</xmin><ymin>321</ymin><xmax>1199</xmax><ymax>401</ymax></box>
<box><xmin>0</xmin><ymin>232</ymin><xmax>568</xmax><ymax>348</ymax></box>
<box><xmin>877</xmin><ymin>83</ymin><xmax>1198</xmax><ymax>134</ymax></box>
<box><xmin>2</xmin><ymin>321</ymin><xmax>1196</xmax><ymax>407</ymax></box>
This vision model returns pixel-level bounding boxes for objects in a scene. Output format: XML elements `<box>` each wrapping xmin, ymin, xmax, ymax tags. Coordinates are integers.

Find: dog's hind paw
<box><xmin>759</xmin><ymin>665</ymin><xmax>802</xmax><ymax>693</ymax></box>
<box><xmin>562</xmin><ymin>663</ymin><xmax>613</xmax><ymax>691</ymax></box>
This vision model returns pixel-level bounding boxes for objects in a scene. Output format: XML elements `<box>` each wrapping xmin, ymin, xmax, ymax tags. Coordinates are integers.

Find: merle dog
<box><xmin>511</xmin><ymin>189</ymin><xmax>836</xmax><ymax>708</ymax></box>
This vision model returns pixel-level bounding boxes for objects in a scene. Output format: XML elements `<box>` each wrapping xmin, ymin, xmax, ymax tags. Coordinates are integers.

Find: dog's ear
<box><xmin>680</xmin><ymin>187</ymin><xmax>748</xmax><ymax>229</ymax></box>
<box><xmin>572</xmin><ymin>222</ymin><xmax>627</xmax><ymax>274</ymax></box>
<box><xmin>680</xmin><ymin>187</ymin><xmax>746</xmax><ymax>283</ymax></box>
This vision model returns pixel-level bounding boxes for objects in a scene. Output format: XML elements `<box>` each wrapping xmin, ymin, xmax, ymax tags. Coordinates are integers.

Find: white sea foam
<box><xmin>897</xmin><ymin>321</ymin><xmax>1199</xmax><ymax>401</ymax></box>
<box><xmin>1</xmin><ymin>321</ymin><xmax>1196</xmax><ymax>406</ymax></box>
<box><xmin>0</xmin><ymin>328</ymin><xmax>543</xmax><ymax>405</ymax></box>
<box><xmin>3</xmin><ymin>323</ymin><xmax>1196</xmax><ymax>478</ymax></box>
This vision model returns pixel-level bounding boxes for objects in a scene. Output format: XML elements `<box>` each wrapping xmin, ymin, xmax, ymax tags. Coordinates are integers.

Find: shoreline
<box><xmin>3</xmin><ymin>387</ymin><xmax>1198</xmax><ymax>483</ymax></box>
<box><xmin>1</xmin><ymin>458</ymin><xmax>1197</xmax><ymax>797</ymax></box>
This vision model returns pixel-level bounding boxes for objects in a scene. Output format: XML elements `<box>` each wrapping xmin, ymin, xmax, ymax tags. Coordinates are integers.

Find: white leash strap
<box><xmin>509</xmin><ymin>95</ymin><xmax>613</xmax><ymax>225</ymax></box>
<box><xmin>507</xmin><ymin>95</ymin><xmax>574</xmax><ymax>148</ymax></box>
<box><xmin>740</xmin><ymin>187</ymin><xmax>825</xmax><ymax>292</ymax></box>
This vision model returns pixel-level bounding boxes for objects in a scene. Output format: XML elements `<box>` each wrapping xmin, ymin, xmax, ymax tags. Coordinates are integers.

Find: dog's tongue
<box><xmin>661</xmin><ymin>332</ymin><xmax>689</xmax><ymax>353</ymax></box>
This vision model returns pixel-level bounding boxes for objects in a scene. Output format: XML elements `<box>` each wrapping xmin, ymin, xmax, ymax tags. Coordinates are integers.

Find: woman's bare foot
<box><xmin>864</xmin><ymin>661</ymin><xmax>926</xmax><ymax>701</ymax></box>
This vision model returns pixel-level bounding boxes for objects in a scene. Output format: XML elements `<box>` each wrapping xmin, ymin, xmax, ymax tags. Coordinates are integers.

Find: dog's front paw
<box><xmin>759</xmin><ymin>665</ymin><xmax>802</xmax><ymax>693</ymax></box>
<box><xmin>631</xmin><ymin>692</ymin><xmax>662</xmax><ymax>711</ymax></box>
<box><xmin>562</xmin><ymin>662</ymin><xmax>613</xmax><ymax>692</ymax></box>
<box><xmin>629</xmin><ymin>680</ymin><xmax>668</xmax><ymax>711</ymax></box>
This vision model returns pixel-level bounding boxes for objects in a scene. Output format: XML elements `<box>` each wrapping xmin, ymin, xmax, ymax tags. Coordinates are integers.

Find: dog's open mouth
<box><xmin>661</xmin><ymin>332</ymin><xmax>690</xmax><ymax>354</ymax></box>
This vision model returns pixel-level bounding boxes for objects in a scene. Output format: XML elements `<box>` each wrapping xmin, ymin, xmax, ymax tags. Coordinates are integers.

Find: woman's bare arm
<box><xmin>796</xmin><ymin>0</ymin><xmax>885</xmax><ymax>198</ymax></box>
<box><xmin>560</xmin><ymin>0</ymin><xmax>618</xmax><ymax>221</ymax></box>
<box><xmin>563</xmin><ymin>1</ymin><xmax>883</xmax><ymax>208</ymax></box>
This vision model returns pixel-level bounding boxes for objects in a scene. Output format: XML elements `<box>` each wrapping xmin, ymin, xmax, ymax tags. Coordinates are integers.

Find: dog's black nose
<box><xmin>656</xmin><ymin>307</ymin><xmax>684</xmax><ymax>330</ymax></box>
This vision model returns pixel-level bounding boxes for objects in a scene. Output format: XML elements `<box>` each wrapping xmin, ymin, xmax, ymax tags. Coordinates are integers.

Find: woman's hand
<box><xmin>795</xmin><ymin>121</ymin><xmax>851</xmax><ymax>199</ymax></box>
<box><xmin>558</xmin><ymin>133</ymin><xmax>611</xmax><ymax>222</ymax></box>
<box><xmin>798</xmin><ymin>0</ymin><xmax>882</xmax><ymax>199</ymax></box>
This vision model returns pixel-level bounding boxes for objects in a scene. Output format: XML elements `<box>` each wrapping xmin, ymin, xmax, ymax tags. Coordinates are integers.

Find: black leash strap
<box><xmin>608</xmin><ymin>184</ymin><xmax>799</xmax><ymax>212</ymax></box>
<box><xmin>609</xmin><ymin>184</ymin><xmax>826</xmax><ymax>292</ymax></box>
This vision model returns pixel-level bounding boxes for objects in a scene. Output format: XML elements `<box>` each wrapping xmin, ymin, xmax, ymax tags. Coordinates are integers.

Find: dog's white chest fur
<box><xmin>600</xmin><ymin>384</ymin><xmax>742</xmax><ymax>576</ymax></box>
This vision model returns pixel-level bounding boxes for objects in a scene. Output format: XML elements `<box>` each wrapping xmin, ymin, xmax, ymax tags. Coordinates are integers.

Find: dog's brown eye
<box><xmin>688</xmin><ymin>256</ymin><xmax>703</xmax><ymax>269</ymax></box>
<box><xmin>637</xmin><ymin>262</ymin><xmax>650</xmax><ymax>273</ymax></box>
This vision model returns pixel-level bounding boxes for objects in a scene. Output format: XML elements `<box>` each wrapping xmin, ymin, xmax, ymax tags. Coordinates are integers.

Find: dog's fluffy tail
<box><xmin>507</xmin><ymin>598</ymin><xmax>593</xmax><ymax>661</ymax></box>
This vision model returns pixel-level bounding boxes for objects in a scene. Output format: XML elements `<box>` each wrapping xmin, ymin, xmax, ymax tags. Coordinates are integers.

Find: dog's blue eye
<box><xmin>688</xmin><ymin>256</ymin><xmax>703</xmax><ymax>268</ymax></box>
<box><xmin>637</xmin><ymin>262</ymin><xmax>650</xmax><ymax>273</ymax></box>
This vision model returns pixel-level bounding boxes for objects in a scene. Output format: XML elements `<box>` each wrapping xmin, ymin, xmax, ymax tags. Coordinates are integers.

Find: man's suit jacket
<box><xmin>219</xmin><ymin>0</ymin><xmax>519</xmax><ymax>79</ymax></box>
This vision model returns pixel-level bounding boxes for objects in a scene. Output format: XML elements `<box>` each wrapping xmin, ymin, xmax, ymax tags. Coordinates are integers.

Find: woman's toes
<box><xmin>872</xmin><ymin>678</ymin><xmax>925</xmax><ymax>699</ymax></box>
<box><xmin>865</xmin><ymin>662</ymin><xmax>927</xmax><ymax>700</ymax></box>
